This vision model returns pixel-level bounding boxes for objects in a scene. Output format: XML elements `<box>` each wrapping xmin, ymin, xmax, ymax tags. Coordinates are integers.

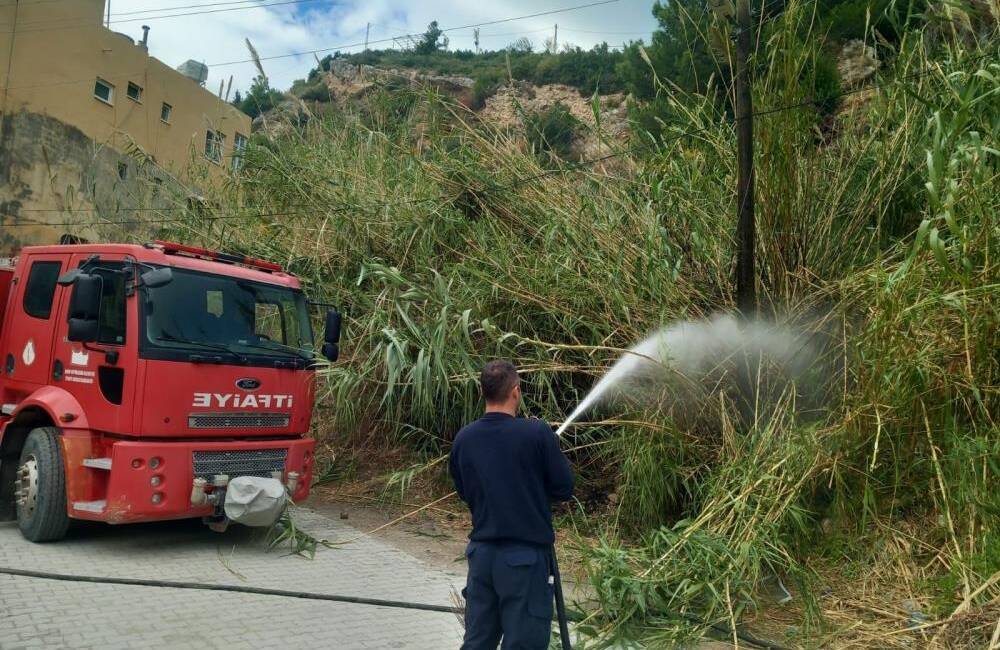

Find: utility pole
<box><xmin>734</xmin><ymin>0</ymin><xmax>756</xmax><ymax>315</ymax></box>
<box><xmin>364</xmin><ymin>22</ymin><xmax>370</xmax><ymax>51</ymax></box>
<box><xmin>553</xmin><ymin>24</ymin><xmax>558</xmax><ymax>53</ymax></box>
<box><xmin>473</xmin><ymin>28</ymin><xmax>480</xmax><ymax>54</ymax></box>
<box><xmin>106</xmin><ymin>1</ymin><xmax>111</xmax><ymax>28</ymax></box>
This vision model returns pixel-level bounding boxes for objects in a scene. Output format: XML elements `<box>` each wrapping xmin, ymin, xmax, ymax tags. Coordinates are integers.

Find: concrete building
<box><xmin>0</xmin><ymin>0</ymin><xmax>252</xmax><ymax>253</ymax></box>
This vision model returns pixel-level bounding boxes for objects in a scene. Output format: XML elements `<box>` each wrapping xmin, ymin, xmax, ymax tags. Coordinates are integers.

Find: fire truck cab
<box><xmin>0</xmin><ymin>241</ymin><xmax>340</xmax><ymax>541</ymax></box>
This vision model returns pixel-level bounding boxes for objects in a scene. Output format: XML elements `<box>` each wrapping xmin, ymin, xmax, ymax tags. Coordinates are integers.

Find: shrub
<box><xmin>810</xmin><ymin>50</ymin><xmax>843</xmax><ymax>117</ymax></box>
<box><xmin>297</xmin><ymin>82</ymin><xmax>332</xmax><ymax>103</ymax></box>
<box><xmin>523</xmin><ymin>102</ymin><xmax>580</xmax><ymax>161</ymax></box>
<box><xmin>471</xmin><ymin>70</ymin><xmax>505</xmax><ymax>109</ymax></box>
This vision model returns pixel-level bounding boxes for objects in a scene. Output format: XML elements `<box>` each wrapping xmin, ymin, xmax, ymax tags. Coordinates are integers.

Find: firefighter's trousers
<box><xmin>460</xmin><ymin>541</ymin><xmax>554</xmax><ymax>650</ymax></box>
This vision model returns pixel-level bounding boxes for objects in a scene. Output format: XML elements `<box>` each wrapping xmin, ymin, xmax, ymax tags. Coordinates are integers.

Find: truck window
<box><xmin>92</xmin><ymin>266</ymin><xmax>127</xmax><ymax>345</ymax></box>
<box><xmin>70</xmin><ymin>263</ymin><xmax>127</xmax><ymax>345</ymax></box>
<box><xmin>22</xmin><ymin>260</ymin><xmax>62</xmax><ymax>319</ymax></box>
<box><xmin>142</xmin><ymin>267</ymin><xmax>313</xmax><ymax>365</ymax></box>
<box><xmin>255</xmin><ymin>303</ymin><xmax>284</xmax><ymax>342</ymax></box>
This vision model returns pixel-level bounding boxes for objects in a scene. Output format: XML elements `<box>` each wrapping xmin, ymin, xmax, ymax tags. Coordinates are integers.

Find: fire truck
<box><xmin>0</xmin><ymin>241</ymin><xmax>341</xmax><ymax>542</ymax></box>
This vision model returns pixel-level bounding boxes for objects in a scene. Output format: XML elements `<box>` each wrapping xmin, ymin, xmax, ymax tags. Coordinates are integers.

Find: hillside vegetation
<box><xmin>241</xmin><ymin>0</ymin><xmax>940</xmax><ymax>122</ymax></box>
<box><xmin>120</xmin><ymin>0</ymin><xmax>1000</xmax><ymax>646</ymax></box>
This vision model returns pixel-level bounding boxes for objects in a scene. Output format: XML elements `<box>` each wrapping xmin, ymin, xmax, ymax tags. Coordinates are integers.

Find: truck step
<box><xmin>82</xmin><ymin>458</ymin><xmax>112</xmax><ymax>470</ymax></box>
<box><xmin>72</xmin><ymin>500</ymin><xmax>107</xmax><ymax>513</ymax></box>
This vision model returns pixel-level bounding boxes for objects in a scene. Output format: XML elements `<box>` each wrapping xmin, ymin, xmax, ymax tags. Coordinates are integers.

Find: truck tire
<box><xmin>15</xmin><ymin>427</ymin><xmax>70</xmax><ymax>542</ymax></box>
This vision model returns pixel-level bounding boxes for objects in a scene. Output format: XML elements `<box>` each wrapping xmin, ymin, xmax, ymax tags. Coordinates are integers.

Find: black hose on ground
<box><xmin>550</xmin><ymin>546</ymin><xmax>572</xmax><ymax>650</ymax></box>
<box><xmin>0</xmin><ymin>566</ymin><xmax>462</xmax><ymax>614</ymax></box>
<box><xmin>685</xmin><ymin>614</ymin><xmax>792</xmax><ymax>650</ymax></box>
<box><xmin>0</xmin><ymin>566</ymin><xmax>790</xmax><ymax>650</ymax></box>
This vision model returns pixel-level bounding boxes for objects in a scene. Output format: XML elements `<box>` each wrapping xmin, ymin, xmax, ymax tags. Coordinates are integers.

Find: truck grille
<box><xmin>188</xmin><ymin>412</ymin><xmax>290</xmax><ymax>429</ymax></box>
<box><xmin>192</xmin><ymin>449</ymin><xmax>288</xmax><ymax>479</ymax></box>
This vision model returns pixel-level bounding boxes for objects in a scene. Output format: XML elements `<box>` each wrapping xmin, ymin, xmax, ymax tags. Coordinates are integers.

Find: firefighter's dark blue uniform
<box><xmin>450</xmin><ymin>412</ymin><xmax>574</xmax><ymax>650</ymax></box>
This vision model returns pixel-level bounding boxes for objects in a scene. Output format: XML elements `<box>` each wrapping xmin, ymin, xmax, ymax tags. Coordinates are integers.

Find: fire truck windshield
<box><xmin>140</xmin><ymin>266</ymin><xmax>314</xmax><ymax>366</ymax></box>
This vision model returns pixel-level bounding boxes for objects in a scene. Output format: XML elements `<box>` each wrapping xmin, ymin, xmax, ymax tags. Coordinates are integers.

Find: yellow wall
<box><xmin>0</xmin><ymin>0</ymin><xmax>251</xmax><ymax>176</ymax></box>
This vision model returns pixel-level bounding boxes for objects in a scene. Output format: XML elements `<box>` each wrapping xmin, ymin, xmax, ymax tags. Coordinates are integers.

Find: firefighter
<box><xmin>449</xmin><ymin>360</ymin><xmax>574</xmax><ymax>650</ymax></box>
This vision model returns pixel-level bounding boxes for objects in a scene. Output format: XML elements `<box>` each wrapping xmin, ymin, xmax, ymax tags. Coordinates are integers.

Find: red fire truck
<box><xmin>0</xmin><ymin>241</ymin><xmax>340</xmax><ymax>542</ymax></box>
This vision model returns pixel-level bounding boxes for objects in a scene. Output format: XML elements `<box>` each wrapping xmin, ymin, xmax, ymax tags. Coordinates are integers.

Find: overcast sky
<box><xmin>107</xmin><ymin>0</ymin><xmax>659</xmax><ymax>96</ymax></box>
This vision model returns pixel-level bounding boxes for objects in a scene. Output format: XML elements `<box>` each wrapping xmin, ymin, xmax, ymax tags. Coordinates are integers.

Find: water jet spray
<box><xmin>555</xmin><ymin>314</ymin><xmax>822</xmax><ymax>435</ymax></box>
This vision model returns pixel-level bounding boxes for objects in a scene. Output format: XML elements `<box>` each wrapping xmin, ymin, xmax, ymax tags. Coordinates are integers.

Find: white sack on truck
<box><xmin>224</xmin><ymin>476</ymin><xmax>287</xmax><ymax>527</ymax></box>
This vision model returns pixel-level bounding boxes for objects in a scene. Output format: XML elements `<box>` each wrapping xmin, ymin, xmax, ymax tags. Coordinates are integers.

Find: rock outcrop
<box><xmin>837</xmin><ymin>40</ymin><xmax>879</xmax><ymax>87</ymax></box>
<box><xmin>479</xmin><ymin>83</ymin><xmax>630</xmax><ymax>159</ymax></box>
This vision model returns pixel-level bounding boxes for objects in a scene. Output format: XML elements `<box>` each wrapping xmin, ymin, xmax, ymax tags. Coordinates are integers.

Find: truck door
<box><xmin>3</xmin><ymin>253</ymin><xmax>71</xmax><ymax>390</ymax></box>
<box><xmin>50</xmin><ymin>254</ymin><xmax>135</xmax><ymax>434</ymax></box>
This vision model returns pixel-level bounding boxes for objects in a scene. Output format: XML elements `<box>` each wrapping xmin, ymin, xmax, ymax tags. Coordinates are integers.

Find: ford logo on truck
<box><xmin>236</xmin><ymin>378</ymin><xmax>261</xmax><ymax>391</ymax></box>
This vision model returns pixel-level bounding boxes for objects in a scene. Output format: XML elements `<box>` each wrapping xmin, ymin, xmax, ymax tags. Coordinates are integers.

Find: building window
<box><xmin>232</xmin><ymin>133</ymin><xmax>248</xmax><ymax>172</ymax></box>
<box><xmin>160</xmin><ymin>102</ymin><xmax>172</xmax><ymax>123</ymax></box>
<box><xmin>205</xmin><ymin>129</ymin><xmax>225</xmax><ymax>164</ymax></box>
<box><xmin>22</xmin><ymin>261</ymin><xmax>62</xmax><ymax>320</ymax></box>
<box><xmin>126</xmin><ymin>82</ymin><xmax>142</xmax><ymax>102</ymax></box>
<box><xmin>94</xmin><ymin>78</ymin><xmax>114</xmax><ymax>105</ymax></box>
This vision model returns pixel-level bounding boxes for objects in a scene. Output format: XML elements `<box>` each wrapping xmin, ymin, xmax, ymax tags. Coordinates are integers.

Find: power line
<box><xmin>207</xmin><ymin>0</ymin><xmax>622</xmax><ymax>67</ymax></box>
<box><xmin>111</xmin><ymin>0</ymin><xmax>329</xmax><ymax>18</ymax></box>
<box><xmin>558</xmin><ymin>27</ymin><xmax>654</xmax><ymax>35</ymax></box>
<box><xmin>5</xmin><ymin>49</ymin><xmax>993</xmax><ymax>228</ymax></box>
<box><xmin>0</xmin><ymin>0</ymin><xmax>623</xmax><ymax>86</ymax></box>
<box><xmin>1</xmin><ymin>6</ymin><xmax>619</xmax><ymax>92</ymax></box>
<box><xmin>0</xmin><ymin>24</ymin><xmax>581</xmax><ymax>93</ymax></box>
<box><xmin>0</xmin><ymin>0</ymin><xmax>620</xmax><ymax>40</ymax></box>
<box><xmin>1</xmin><ymin>0</ymin><xmax>333</xmax><ymax>32</ymax></box>
<box><xmin>472</xmin><ymin>28</ymin><xmax>553</xmax><ymax>39</ymax></box>
<box><xmin>108</xmin><ymin>0</ymin><xmax>326</xmax><ymax>25</ymax></box>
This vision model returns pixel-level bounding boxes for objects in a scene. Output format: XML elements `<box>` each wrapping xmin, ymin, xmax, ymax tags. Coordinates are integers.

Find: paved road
<box><xmin>0</xmin><ymin>507</ymin><xmax>466</xmax><ymax>649</ymax></box>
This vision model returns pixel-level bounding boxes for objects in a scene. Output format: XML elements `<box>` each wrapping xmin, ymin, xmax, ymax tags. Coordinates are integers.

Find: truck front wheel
<box><xmin>15</xmin><ymin>427</ymin><xmax>70</xmax><ymax>542</ymax></box>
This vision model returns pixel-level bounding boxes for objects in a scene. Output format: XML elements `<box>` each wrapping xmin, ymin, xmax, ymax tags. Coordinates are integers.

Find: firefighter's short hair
<box><xmin>480</xmin><ymin>359</ymin><xmax>519</xmax><ymax>403</ymax></box>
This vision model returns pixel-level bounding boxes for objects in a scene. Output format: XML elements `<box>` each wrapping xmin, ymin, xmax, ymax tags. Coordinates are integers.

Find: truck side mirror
<box><xmin>321</xmin><ymin>309</ymin><xmax>341</xmax><ymax>362</ymax></box>
<box><xmin>140</xmin><ymin>267</ymin><xmax>173</xmax><ymax>288</ymax></box>
<box><xmin>67</xmin><ymin>274</ymin><xmax>102</xmax><ymax>342</ymax></box>
<box><xmin>57</xmin><ymin>269</ymin><xmax>83</xmax><ymax>286</ymax></box>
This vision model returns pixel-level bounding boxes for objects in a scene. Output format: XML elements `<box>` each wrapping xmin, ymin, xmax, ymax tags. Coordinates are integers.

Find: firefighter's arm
<box><xmin>541</xmin><ymin>425</ymin><xmax>574</xmax><ymax>502</ymax></box>
<box><xmin>449</xmin><ymin>445</ymin><xmax>466</xmax><ymax>502</ymax></box>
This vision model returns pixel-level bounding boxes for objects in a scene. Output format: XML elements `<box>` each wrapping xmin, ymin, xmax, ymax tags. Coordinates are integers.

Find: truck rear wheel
<box><xmin>15</xmin><ymin>427</ymin><xmax>70</xmax><ymax>542</ymax></box>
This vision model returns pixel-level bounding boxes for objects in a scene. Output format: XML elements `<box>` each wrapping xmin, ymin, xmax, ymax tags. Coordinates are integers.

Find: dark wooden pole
<box><xmin>734</xmin><ymin>0</ymin><xmax>757</xmax><ymax>315</ymax></box>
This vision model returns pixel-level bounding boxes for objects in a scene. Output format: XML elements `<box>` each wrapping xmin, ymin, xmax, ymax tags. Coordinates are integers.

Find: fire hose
<box><xmin>0</xmin><ymin>564</ymin><xmax>789</xmax><ymax>650</ymax></box>
<box><xmin>0</xmin><ymin>565</ymin><xmax>462</xmax><ymax>614</ymax></box>
<box><xmin>551</xmin><ymin>545</ymin><xmax>573</xmax><ymax>650</ymax></box>
<box><xmin>0</xmin><ymin>430</ymin><xmax>788</xmax><ymax>648</ymax></box>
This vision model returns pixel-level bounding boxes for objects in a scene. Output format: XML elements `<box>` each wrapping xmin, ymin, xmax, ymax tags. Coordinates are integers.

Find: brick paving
<box><xmin>0</xmin><ymin>507</ymin><xmax>465</xmax><ymax>649</ymax></box>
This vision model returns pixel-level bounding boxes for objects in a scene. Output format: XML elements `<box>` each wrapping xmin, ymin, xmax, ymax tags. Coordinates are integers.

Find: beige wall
<box><xmin>0</xmin><ymin>0</ymin><xmax>250</xmax><ymax>175</ymax></box>
<box><xmin>0</xmin><ymin>0</ymin><xmax>252</xmax><ymax>253</ymax></box>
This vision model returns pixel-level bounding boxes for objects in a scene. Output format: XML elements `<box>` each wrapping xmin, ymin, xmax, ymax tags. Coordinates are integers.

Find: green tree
<box><xmin>616</xmin><ymin>0</ymin><xmax>719</xmax><ymax>102</ymax></box>
<box><xmin>507</xmin><ymin>37</ymin><xmax>534</xmax><ymax>53</ymax></box>
<box><xmin>237</xmin><ymin>75</ymin><xmax>285</xmax><ymax>119</ymax></box>
<box><xmin>415</xmin><ymin>21</ymin><xmax>443</xmax><ymax>55</ymax></box>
